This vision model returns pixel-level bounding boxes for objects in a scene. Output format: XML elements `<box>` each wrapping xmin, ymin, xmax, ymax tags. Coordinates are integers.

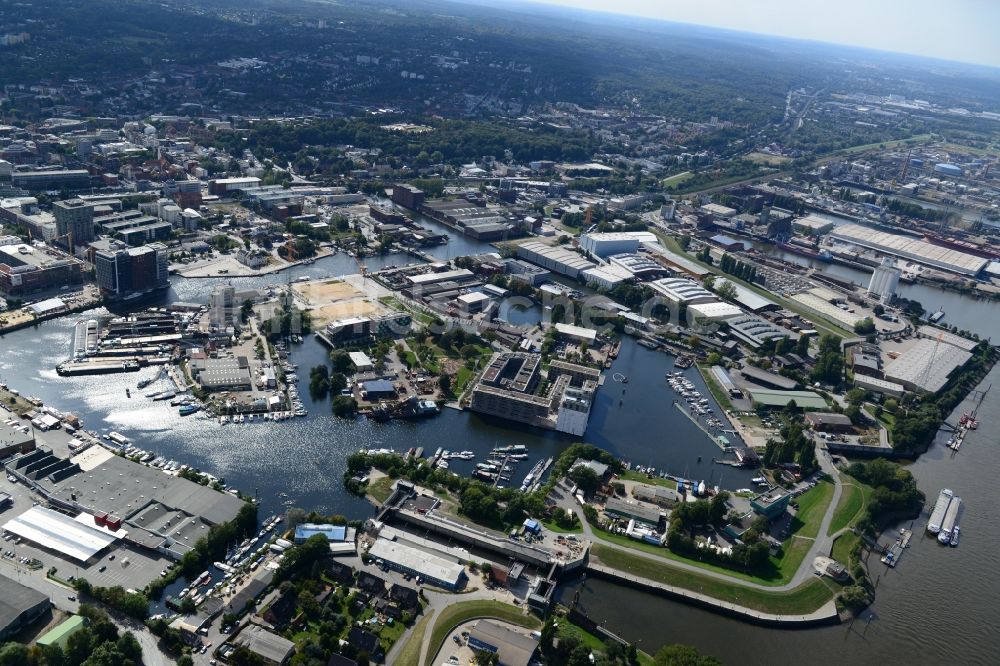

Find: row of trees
<box><xmin>71</xmin><ymin>580</ymin><xmax>149</xmax><ymax>620</ymax></box>
<box><xmin>718</xmin><ymin>254</ymin><xmax>758</xmax><ymax>284</ymax></box>
<box><xmin>762</xmin><ymin>415</ymin><xmax>818</xmax><ymax>474</ymax></box>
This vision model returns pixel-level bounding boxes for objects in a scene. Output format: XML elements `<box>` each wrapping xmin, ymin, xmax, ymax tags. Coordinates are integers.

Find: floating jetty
<box><xmin>880</xmin><ymin>528</ymin><xmax>912</xmax><ymax>567</ymax></box>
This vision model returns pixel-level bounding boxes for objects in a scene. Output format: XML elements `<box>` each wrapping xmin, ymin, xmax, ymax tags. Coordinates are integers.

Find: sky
<box><xmin>527</xmin><ymin>0</ymin><xmax>1000</xmax><ymax>68</ymax></box>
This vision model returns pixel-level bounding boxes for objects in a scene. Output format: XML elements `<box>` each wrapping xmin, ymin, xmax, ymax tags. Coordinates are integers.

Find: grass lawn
<box><xmin>661</xmin><ymin>171</ymin><xmax>693</xmax><ymax>187</ymax></box>
<box><xmin>541</xmin><ymin>518</ymin><xmax>583</xmax><ymax>534</ymax></box>
<box><xmin>592</xmin><ymin>544</ymin><xmax>834</xmax><ymax>615</ymax></box>
<box><xmin>830</xmin><ymin>532</ymin><xmax>860</xmax><ymax>566</ymax></box>
<box><xmin>590</xmin><ymin>524</ymin><xmax>800</xmax><ymax>586</ymax></box>
<box><xmin>395</xmin><ymin>609</ymin><xmax>435</xmax><ymax>666</ymax></box>
<box><xmin>367</xmin><ymin>476</ymin><xmax>395</xmax><ymax>504</ymax></box>
<box><xmin>747</xmin><ymin>152</ymin><xmax>792</xmax><ymax>166</ymax></box>
<box><xmin>454</xmin><ymin>366</ymin><xmax>475</xmax><ymax>394</ymax></box>
<box><xmin>424</xmin><ymin>601</ymin><xmax>540</xmax><ymax>666</ymax></box>
<box><xmin>834</xmin><ymin>133</ymin><xmax>933</xmax><ymax>156</ymax></box>
<box><xmin>790</xmin><ymin>478</ymin><xmax>835</xmax><ymax>539</ymax></box>
<box><xmin>379</xmin><ymin>616</ymin><xmax>409</xmax><ymax>653</ymax></box>
<box><xmin>696</xmin><ymin>363</ymin><xmax>734</xmax><ymax>412</ymax></box>
<box><xmin>619</xmin><ymin>470</ymin><xmax>677</xmax><ymax>490</ymax></box>
<box><xmin>827</xmin><ymin>480</ymin><xmax>870</xmax><ymax>536</ymax></box>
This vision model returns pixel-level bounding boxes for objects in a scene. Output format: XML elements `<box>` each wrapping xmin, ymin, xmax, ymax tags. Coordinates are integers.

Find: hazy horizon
<box><xmin>519</xmin><ymin>0</ymin><xmax>1000</xmax><ymax>69</ymax></box>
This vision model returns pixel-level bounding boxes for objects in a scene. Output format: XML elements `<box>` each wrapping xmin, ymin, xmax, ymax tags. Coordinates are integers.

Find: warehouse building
<box><xmin>581</xmin><ymin>265</ymin><xmax>631</xmax><ymax>289</ymax></box>
<box><xmin>1</xmin><ymin>505</ymin><xmax>121</xmax><ymax>563</ymax></box>
<box><xmin>367</xmin><ymin>538</ymin><xmax>467</xmax><ymax>590</ymax></box>
<box><xmin>792</xmin><ymin>215</ymin><xmax>835</xmax><ymax>236</ymax></box>
<box><xmin>804</xmin><ymin>412</ymin><xmax>854</xmax><ymax>432</ymax></box>
<box><xmin>604</xmin><ymin>497</ymin><xmax>664</xmax><ymax>527</ymax></box>
<box><xmin>688</xmin><ymin>301</ymin><xmax>743</xmax><ymax>322</ymax></box>
<box><xmin>467</xmin><ymin>620</ymin><xmax>539</xmax><ymax>666</ymax></box>
<box><xmin>0</xmin><ymin>243</ymin><xmax>83</xmax><ymax>296</ymax></box>
<box><xmin>830</xmin><ymin>223</ymin><xmax>987</xmax><ymax>277</ymax></box>
<box><xmin>649</xmin><ymin>277</ymin><xmax>718</xmax><ymax>305</ymax></box>
<box><xmin>747</xmin><ymin>388</ymin><xmax>828</xmax><ymax>410</ymax></box>
<box><xmin>724</xmin><ymin>315</ymin><xmax>792</xmax><ymax>349</ymax></box>
<box><xmin>516</xmin><ymin>241</ymin><xmax>595</xmax><ymax>279</ymax></box>
<box><xmin>883</xmin><ymin>337</ymin><xmax>972</xmax><ymax>394</ymax></box>
<box><xmin>6</xmin><ymin>447</ymin><xmax>245</xmax><ymax>561</ymax></box>
<box><xmin>579</xmin><ymin>231</ymin><xmax>658</xmax><ymax>258</ymax></box>
<box><xmin>502</xmin><ymin>258</ymin><xmax>550</xmax><ymax>286</ymax></box>
<box><xmin>0</xmin><ymin>573</ymin><xmax>50</xmax><ymax>641</ymax></box>
<box><xmin>712</xmin><ymin>279</ymin><xmax>779</xmax><ymax>313</ymax></box>
<box><xmin>607</xmin><ymin>253</ymin><xmax>670</xmax><ymax>281</ymax></box>
<box><xmin>36</xmin><ymin>615</ymin><xmax>87</xmax><ymax>649</ymax></box>
<box><xmin>232</xmin><ymin>624</ymin><xmax>295</xmax><ymax>664</ymax></box>
<box><xmin>916</xmin><ymin>326</ymin><xmax>978</xmax><ymax>352</ymax></box>
<box><xmin>853</xmin><ymin>375</ymin><xmax>905</xmax><ymax>398</ymax></box>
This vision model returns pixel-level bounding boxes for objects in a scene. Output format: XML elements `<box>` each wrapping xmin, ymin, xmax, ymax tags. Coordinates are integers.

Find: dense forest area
<box><xmin>4</xmin><ymin>0</ymin><xmax>1000</xmax><ymax>124</ymax></box>
<box><xmin>209</xmin><ymin>118</ymin><xmax>600</xmax><ymax>170</ymax></box>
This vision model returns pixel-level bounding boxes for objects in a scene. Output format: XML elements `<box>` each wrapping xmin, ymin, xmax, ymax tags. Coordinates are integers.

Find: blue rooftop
<box><xmin>294</xmin><ymin>523</ymin><xmax>348</xmax><ymax>542</ymax></box>
<box><xmin>362</xmin><ymin>379</ymin><xmax>396</xmax><ymax>393</ymax></box>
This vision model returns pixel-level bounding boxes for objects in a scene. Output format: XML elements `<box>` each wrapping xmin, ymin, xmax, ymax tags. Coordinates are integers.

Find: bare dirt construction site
<box><xmin>292</xmin><ymin>278</ymin><xmax>387</xmax><ymax>326</ymax></box>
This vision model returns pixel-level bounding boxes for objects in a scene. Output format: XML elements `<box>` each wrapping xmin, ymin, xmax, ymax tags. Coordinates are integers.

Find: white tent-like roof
<box><xmin>2</xmin><ymin>506</ymin><xmax>119</xmax><ymax>562</ymax></box>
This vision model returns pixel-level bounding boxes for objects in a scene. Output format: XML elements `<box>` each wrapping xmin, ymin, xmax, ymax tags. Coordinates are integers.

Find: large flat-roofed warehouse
<box><xmin>467</xmin><ymin>620</ymin><xmax>539</xmax><ymax>666</ymax></box>
<box><xmin>7</xmin><ymin>447</ymin><xmax>245</xmax><ymax>560</ymax></box>
<box><xmin>2</xmin><ymin>505</ymin><xmax>121</xmax><ymax>562</ymax></box>
<box><xmin>883</xmin><ymin>337</ymin><xmax>973</xmax><ymax>394</ymax></box>
<box><xmin>713</xmin><ymin>279</ymin><xmax>779</xmax><ymax>313</ymax></box>
<box><xmin>0</xmin><ymin>573</ymin><xmax>50</xmax><ymax>641</ymax></box>
<box><xmin>746</xmin><ymin>388</ymin><xmax>828</xmax><ymax>410</ymax></box>
<box><xmin>516</xmin><ymin>241</ymin><xmax>596</xmax><ymax>279</ymax></box>
<box><xmin>830</xmin><ymin>223</ymin><xmax>988</xmax><ymax>277</ymax></box>
<box><xmin>367</xmin><ymin>538</ymin><xmax>467</xmax><ymax>590</ymax></box>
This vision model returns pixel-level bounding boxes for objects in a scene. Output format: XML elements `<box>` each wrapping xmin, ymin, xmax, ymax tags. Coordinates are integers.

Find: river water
<box><xmin>0</xmin><ymin>244</ymin><xmax>756</xmax><ymax>523</ymax></box>
<box><xmin>4</xmin><ymin>221</ymin><xmax>998</xmax><ymax>661</ymax></box>
<box><xmin>559</xmin><ymin>365</ymin><xmax>1000</xmax><ymax>664</ymax></box>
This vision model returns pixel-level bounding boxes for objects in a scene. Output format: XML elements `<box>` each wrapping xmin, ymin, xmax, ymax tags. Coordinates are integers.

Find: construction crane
<box><xmin>895</xmin><ymin>148</ymin><xmax>912</xmax><ymax>187</ymax></box>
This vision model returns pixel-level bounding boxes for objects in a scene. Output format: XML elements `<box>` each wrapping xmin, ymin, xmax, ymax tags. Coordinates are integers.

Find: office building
<box><xmin>93</xmin><ymin>242</ymin><xmax>168</xmax><ymax>296</ymax></box>
<box><xmin>208</xmin><ymin>177</ymin><xmax>261</xmax><ymax>195</ymax></box>
<box><xmin>11</xmin><ymin>170</ymin><xmax>91</xmax><ymax>191</ymax></box>
<box><xmin>470</xmin><ymin>353</ymin><xmax>599</xmax><ymax>435</ymax></box>
<box><xmin>867</xmin><ymin>257</ymin><xmax>901</xmax><ymax>304</ymax></box>
<box><xmin>210</xmin><ymin>284</ymin><xmax>236</xmax><ymax>328</ymax></box>
<box><xmin>391</xmin><ymin>183</ymin><xmax>425</xmax><ymax>209</ymax></box>
<box><xmin>53</xmin><ymin>198</ymin><xmax>95</xmax><ymax>247</ymax></box>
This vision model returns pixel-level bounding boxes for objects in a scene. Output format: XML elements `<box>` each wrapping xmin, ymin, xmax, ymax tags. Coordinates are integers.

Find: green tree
<box><xmin>653</xmin><ymin>644</ymin><xmax>722</xmax><ymax>665</ymax></box>
<box><xmin>332</xmin><ymin>395</ymin><xmax>358</xmax><ymax>418</ymax></box>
